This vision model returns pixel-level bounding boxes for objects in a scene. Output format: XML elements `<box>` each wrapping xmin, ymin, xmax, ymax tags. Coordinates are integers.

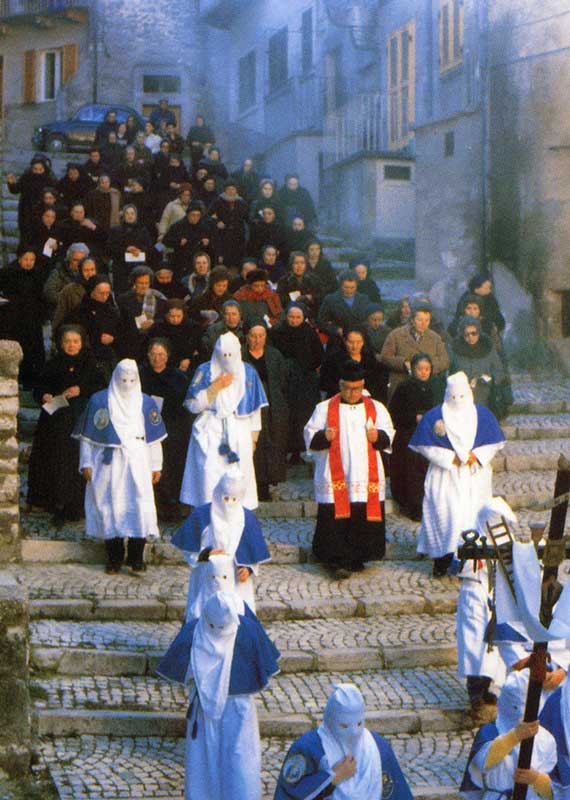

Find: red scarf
<box><xmin>326</xmin><ymin>394</ymin><xmax>382</xmax><ymax>521</ymax></box>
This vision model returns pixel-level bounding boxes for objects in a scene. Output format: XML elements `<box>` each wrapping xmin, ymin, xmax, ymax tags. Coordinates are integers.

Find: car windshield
<box><xmin>74</xmin><ymin>106</ymin><xmax>107</xmax><ymax>123</ymax></box>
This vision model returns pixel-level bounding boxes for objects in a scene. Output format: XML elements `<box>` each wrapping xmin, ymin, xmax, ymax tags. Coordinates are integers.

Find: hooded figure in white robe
<box><xmin>157</xmin><ymin>590</ymin><xmax>280</xmax><ymax>800</ymax></box>
<box><xmin>409</xmin><ymin>371</ymin><xmax>505</xmax><ymax>569</ymax></box>
<box><xmin>462</xmin><ymin>671</ymin><xmax>557</xmax><ymax>800</ymax></box>
<box><xmin>456</xmin><ymin>497</ymin><xmax>515</xmax><ymax>710</ymax></box>
<box><xmin>275</xmin><ymin>683</ymin><xmax>412</xmax><ymax>799</ymax></box>
<box><xmin>180</xmin><ymin>332</ymin><xmax>267</xmax><ymax>509</ymax></box>
<box><xmin>173</xmin><ymin>468</ymin><xmax>270</xmax><ymax>618</ymax></box>
<box><xmin>74</xmin><ymin>359</ymin><xmax>166</xmax><ymax>571</ymax></box>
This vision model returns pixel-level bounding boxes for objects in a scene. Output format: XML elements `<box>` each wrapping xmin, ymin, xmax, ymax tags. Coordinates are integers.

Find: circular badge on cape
<box><xmin>433</xmin><ymin>419</ymin><xmax>446</xmax><ymax>437</ymax></box>
<box><xmin>282</xmin><ymin>753</ymin><xmax>306</xmax><ymax>784</ymax></box>
<box><xmin>149</xmin><ymin>408</ymin><xmax>162</xmax><ymax>426</ymax></box>
<box><xmin>382</xmin><ymin>770</ymin><xmax>395</xmax><ymax>799</ymax></box>
<box><xmin>93</xmin><ymin>408</ymin><xmax>109</xmax><ymax>430</ymax></box>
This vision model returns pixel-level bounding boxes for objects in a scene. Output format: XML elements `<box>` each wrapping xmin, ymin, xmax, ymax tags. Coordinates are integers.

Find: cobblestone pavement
<box><xmin>32</xmin><ymin>667</ymin><xmax>466</xmax><ymax>717</ymax></box>
<box><xmin>39</xmin><ymin>732</ymin><xmax>471</xmax><ymax>799</ymax></box>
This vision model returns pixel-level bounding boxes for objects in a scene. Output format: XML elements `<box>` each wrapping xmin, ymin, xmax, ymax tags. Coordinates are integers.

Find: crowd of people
<box><xmin>3</xmin><ymin>101</ymin><xmax>568</xmax><ymax>800</ymax></box>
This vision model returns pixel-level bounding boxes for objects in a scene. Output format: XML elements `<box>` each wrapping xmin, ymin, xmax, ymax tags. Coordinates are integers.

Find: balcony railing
<box><xmin>1</xmin><ymin>0</ymin><xmax>86</xmax><ymax>19</ymax></box>
<box><xmin>264</xmin><ymin>74</ymin><xmax>322</xmax><ymax>146</ymax></box>
<box><xmin>322</xmin><ymin>92</ymin><xmax>414</xmax><ymax>169</ymax></box>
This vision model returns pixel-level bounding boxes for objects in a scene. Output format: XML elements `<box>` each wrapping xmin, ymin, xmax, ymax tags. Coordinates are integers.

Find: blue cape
<box><xmin>172</xmin><ymin>504</ymin><xmax>270</xmax><ymax>566</ymax></box>
<box><xmin>156</xmin><ymin>605</ymin><xmax>280</xmax><ymax>692</ymax></box>
<box><xmin>460</xmin><ymin>723</ymin><xmax>499</xmax><ymax>794</ymax></box>
<box><xmin>274</xmin><ymin>728</ymin><xmax>413</xmax><ymax>800</ymax></box>
<box><xmin>540</xmin><ymin>688</ymin><xmax>570</xmax><ymax>786</ymax></box>
<box><xmin>72</xmin><ymin>389</ymin><xmax>167</xmax><ymax>446</ymax></box>
<box><xmin>409</xmin><ymin>404</ymin><xmax>504</xmax><ymax>451</ymax></box>
<box><xmin>187</xmin><ymin>361</ymin><xmax>268</xmax><ymax>417</ymax></box>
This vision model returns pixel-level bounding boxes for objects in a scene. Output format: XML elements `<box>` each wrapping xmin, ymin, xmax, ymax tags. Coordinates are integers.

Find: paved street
<box><xmin>12</xmin><ymin>372</ymin><xmax>570</xmax><ymax>799</ymax></box>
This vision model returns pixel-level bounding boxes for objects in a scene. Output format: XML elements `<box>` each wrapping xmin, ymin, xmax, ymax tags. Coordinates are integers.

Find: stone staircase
<box><xmin>13</xmin><ymin>372</ymin><xmax>570</xmax><ymax>799</ymax></box>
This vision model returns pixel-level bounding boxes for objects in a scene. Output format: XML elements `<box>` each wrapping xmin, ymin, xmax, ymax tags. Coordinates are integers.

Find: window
<box><xmin>324</xmin><ymin>49</ymin><xmax>344</xmax><ymax>112</ymax></box>
<box><xmin>439</xmin><ymin>0</ymin><xmax>464</xmax><ymax>73</ymax></box>
<box><xmin>384</xmin><ymin>165</ymin><xmax>411</xmax><ymax>180</ymax></box>
<box><xmin>444</xmin><ymin>130</ymin><xmax>455</xmax><ymax>157</ymax></box>
<box><xmin>142</xmin><ymin>74</ymin><xmax>181</xmax><ymax>94</ymax></box>
<box><xmin>238</xmin><ymin>51</ymin><xmax>256</xmax><ymax>112</ymax></box>
<box><xmin>268</xmin><ymin>27</ymin><xmax>288</xmax><ymax>93</ymax></box>
<box><xmin>301</xmin><ymin>8</ymin><xmax>313</xmax><ymax>75</ymax></box>
<box><xmin>387</xmin><ymin>22</ymin><xmax>415</xmax><ymax>150</ymax></box>
<box><xmin>39</xmin><ymin>49</ymin><xmax>62</xmax><ymax>102</ymax></box>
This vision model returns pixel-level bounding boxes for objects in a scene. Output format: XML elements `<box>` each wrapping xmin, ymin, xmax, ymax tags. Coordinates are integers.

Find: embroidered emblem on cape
<box><xmin>149</xmin><ymin>408</ymin><xmax>162</xmax><ymax>426</ymax></box>
<box><xmin>192</xmin><ymin>369</ymin><xmax>203</xmax><ymax>387</ymax></box>
<box><xmin>382</xmin><ymin>770</ymin><xmax>395</xmax><ymax>798</ymax></box>
<box><xmin>433</xmin><ymin>419</ymin><xmax>446</xmax><ymax>437</ymax></box>
<box><xmin>282</xmin><ymin>753</ymin><xmax>306</xmax><ymax>784</ymax></box>
<box><xmin>93</xmin><ymin>408</ymin><xmax>109</xmax><ymax>430</ymax></box>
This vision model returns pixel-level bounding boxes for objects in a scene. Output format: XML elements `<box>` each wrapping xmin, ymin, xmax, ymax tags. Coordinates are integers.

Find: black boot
<box><xmin>126</xmin><ymin>537</ymin><xmax>147</xmax><ymax>572</ymax></box>
<box><xmin>105</xmin><ymin>537</ymin><xmax>125</xmax><ymax>574</ymax></box>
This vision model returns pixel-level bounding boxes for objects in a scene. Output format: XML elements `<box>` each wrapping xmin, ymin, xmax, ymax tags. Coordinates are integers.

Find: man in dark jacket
<box><xmin>162</xmin><ymin>201</ymin><xmax>217</xmax><ymax>278</ymax></box>
<box><xmin>317</xmin><ymin>271</ymin><xmax>370</xmax><ymax>343</ymax></box>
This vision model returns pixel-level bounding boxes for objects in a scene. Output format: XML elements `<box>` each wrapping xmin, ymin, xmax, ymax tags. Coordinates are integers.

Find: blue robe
<box><xmin>156</xmin><ymin>605</ymin><xmax>280</xmax><ymax>690</ymax></box>
<box><xmin>173</xmin><ymin>503</ymin><xmax>270</xmax><ymax>567</ymax></box>
<box><xmin>409</xmin><ymin>404</ymin><xmax>504</xmax><ymax>453</ymax></box>
<box><xmin>540</xmin><ymin>688</ymin><xmax>570</xmax><ymax>789</ymax></box>
<box><xmin>73</xmin><ymin>389</ymin><xmax>167</xmax><ymax>449</ymax></box>
<box><xmin>274</xmin><ymin>729</ymin><xmax>413</xmax><ymax>800</ymax></box>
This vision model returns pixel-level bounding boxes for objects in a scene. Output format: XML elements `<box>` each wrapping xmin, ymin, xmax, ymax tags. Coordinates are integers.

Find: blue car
<box><xmin>32</xmin><ymin>103</ymin><xmax>146</xmax><ymax>153</ymax></box>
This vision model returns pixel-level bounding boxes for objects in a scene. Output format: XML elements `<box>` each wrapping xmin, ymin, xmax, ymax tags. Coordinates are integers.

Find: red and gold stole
<box><xmin>326</xmin><ymin>394</ymin><xmax>382</xmax><ymax>521</ymax></box>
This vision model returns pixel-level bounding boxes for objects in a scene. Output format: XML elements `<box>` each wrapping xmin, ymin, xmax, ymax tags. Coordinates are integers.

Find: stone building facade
<box><xmin>0</xmin><ymin>0</ymin><xmax>206</xmax><ymax>147</ymax></box>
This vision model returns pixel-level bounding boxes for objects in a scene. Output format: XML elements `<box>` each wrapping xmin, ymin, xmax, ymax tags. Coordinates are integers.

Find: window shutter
<box><xmin>62</xmin><ymin>44</ymin><xmax>78</xmax><ymax>83</ymax></box>
<box><xmin>22</xmin><ymin>50</ymin><xmax>37</xmax><ymax>104</ymax></box>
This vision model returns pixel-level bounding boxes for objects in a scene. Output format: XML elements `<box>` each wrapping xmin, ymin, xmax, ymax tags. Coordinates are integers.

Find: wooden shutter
<box><xmin>62</xmin><ymin>44</ymin><xmax>79</xmax><ymax>83</ymax></box>
<box><xmin>22</xmin><ymin>50</ymin><xmax>37</xmax><ymax>104</ymax></box>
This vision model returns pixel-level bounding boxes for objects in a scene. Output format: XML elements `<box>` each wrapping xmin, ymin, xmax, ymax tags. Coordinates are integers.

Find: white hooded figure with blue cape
<box><xmin>409</xmin><ymin>371</ymin><xmax>505</xmax><ymax>573</ymax></box>
<box><xmin>73</xmin><ymin>359</ymin><xmax>166</xmax><ymax>572</ymax></box>
<box><xmin>274</xmin><ymin>683</ymin><xmax>413</xmax><ymax>800</ymax></box>
<box><xmin>180</xmin><ymin>331</ymin><xmax>268</xmax><ymax>510</ymax></box>
<box><xmin>172</xmin><ymin>468</ymin><xmax>270</xmax><ymax>618</ymax></box>
<box><xmin>157</xmin><ymin>590</ymin><xmax>280</xmax><ymax>800</ymax></box>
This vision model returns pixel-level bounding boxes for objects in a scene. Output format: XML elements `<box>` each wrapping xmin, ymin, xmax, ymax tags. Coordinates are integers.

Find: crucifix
<box><xmin>458</xmin><ymin>454</ymin><xmax>570</xmax><ymax>800</ymax></box>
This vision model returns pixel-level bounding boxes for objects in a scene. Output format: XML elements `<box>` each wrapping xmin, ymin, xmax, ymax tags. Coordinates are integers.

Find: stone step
<box><xmin>20</xmin><ymin>513</ymin><xmax>422</xmax><ymax>563</ymax></box>
<box><xmin>38</xmin><ymin>731</ymin><xmax>470</xmax><ymax>800</ymax></box>
<box><xmin>32</xmin><ymin>666</ymin><xmax>469</xmax><ymax>738</ymax></box>
<box><xmin>497</xmin><ymin>437</ymin><xmax>570</xmax><ymax>472</ymax></box>
<box><xmin>501</xmin><ymin>412</ymin><xmax>570</xmax><ymax>440</ymax></box>
<box><xmin>30</xmin><ymin>613</ymin><xmax>458</xmax><ymax>676</ymax></box>
<box><xmin>15</xmin><ymin>562</ymin><xmax>458</xmax><ymax>623</ymax></box>
<box><xmin>493</xmin><ymin>468</ymin><xmax>557</xmax><ymax>510</ymax></box>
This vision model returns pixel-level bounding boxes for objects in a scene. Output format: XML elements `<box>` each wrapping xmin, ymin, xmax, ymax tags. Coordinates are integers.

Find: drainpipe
<box><xmin>480</xmin><ymin>0</ymin><xmax>490</xmax><ymax>273</ymax></box>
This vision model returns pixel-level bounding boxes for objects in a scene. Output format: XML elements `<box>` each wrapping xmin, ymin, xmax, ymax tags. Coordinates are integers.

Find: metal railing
<box><xmin>322</xmin><ymin>92</ymin><xmax>387</xmax><ymax>168</ymax></box>
<box><xmin>264</xmin><ymin>73</ymin><xmax>322</xmax><ymax>145</ymax></box>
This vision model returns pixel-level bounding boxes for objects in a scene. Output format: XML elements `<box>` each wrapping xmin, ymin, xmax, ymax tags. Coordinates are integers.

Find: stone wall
<box><xmin>0</xmin><ymin>341</ymin><xmax>30</xmax><ymax>776</ymax></box>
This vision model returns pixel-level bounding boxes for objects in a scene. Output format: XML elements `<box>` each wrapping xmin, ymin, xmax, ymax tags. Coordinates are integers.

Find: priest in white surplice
<box><xmin>304</xmin><ymin>361</ymin><xmax>394</xmax><ymax>579</ymax></box>
<box><xmin>409</xmin><ymin>371</ymin><xmax>505</xmax><ymax>577</ymax></box>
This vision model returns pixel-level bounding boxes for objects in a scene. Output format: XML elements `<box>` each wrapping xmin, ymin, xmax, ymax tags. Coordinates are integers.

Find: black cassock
<box><xmin>388</xmin><ymin>376</ymin><xmax>435</xmax><ymax>519</ymax></box>
<box><xmin>27</xmin><ymin>349</ymin><xmax>104</xmax><ymax>518</ymax></box>
<box><xmin>243</xmin><ymin>345</ymin><xmax>289</xmax><ymax>491</ymax></box>
<box><xmin>138</xmin><ymin>363</ymin><xmax>190</xmax><ymax>512</ymax></box>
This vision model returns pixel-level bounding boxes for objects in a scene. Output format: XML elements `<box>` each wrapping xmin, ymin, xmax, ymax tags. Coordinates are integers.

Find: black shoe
<box><xmin>129</xmin><ymin>561</ymin><xmax>147</xmax><ymax>574</ymax></box>
<box><xmin>288</xmin><ymin>453</ymin><xmax>303</xmax><ymax>465</ymax></box>
<box><xmin>333</xmin><ymin>567</ymin><xmax>352</xmax><ymax>580</ymax></box>
<box><xmin>349</xmin><ymin>562</ymin><xmax>366</xmax><ymax>573</ymax></box>
<box><xmin>105</xmin><ymin>563</ymin><xmax>121</xmax><ymax>574</ymax></box>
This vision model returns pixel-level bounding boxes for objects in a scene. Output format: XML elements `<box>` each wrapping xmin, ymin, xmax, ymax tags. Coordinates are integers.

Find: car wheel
<box><xmin>46</xmin><ymin>134</ymin><xmax>66</xmax><ymax>153</ymax></box>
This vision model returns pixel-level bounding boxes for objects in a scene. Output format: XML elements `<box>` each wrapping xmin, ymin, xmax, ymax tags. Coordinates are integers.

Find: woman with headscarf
<box><xmin>107</xmin><ymin>204</ymin><xmax>156</xmax><ymax>295</ymax></box>
<box><xmin>29</xmin><ymin>207</ymin><xmax>63</xmax><ymax>279</ymax></box>
<box><xmin>461</xmin><ymin>670</ymin><xmax>557</xmax><ymax>800</ymax></box>
<box><xmin>249</xmin><ymin>179</ymin><xmax>285</xmax><ymax>225</ymax></box>
<box><xmin>6</xmin><ymin>155</ymin><xmax>56</xmax><ymax>238</ymax></box>
<box><xmin>0</xmin><ymin>245</ymin><xmax>46</xmax><ymax>389</ymax></box>
<box><xmin>233</xmin><ymin>268</ymin><xmax>283</xmax><ymax>328</ymax></box>
<box><xmin>454</xmin><ymin>273</ymin><xmax>506</xmax><ymax>341</ymax></box>
<box><xmin>66</xmin><ymin>276</ymin><xmax>122</xmax><ymax>383</ymax></box>
<box><xmin>276</xmin><ymin>251</ymin><xmax>323</xmax><ymax>320</ymax></box>
<box><xmin>350</xmin><ymin>258</ymin><xmax>382</xmax><ymax>303</ymax></box>
<box><xmin>52</xmin><ymin>255</ymin><xmax>98</xmax><ymax>342</ymax></box>
<box><xmin>145</xmin><ymin>300</ymin><xmax>201</xmax><ymax>374</ymax></box>
<box><xmin>118</xmin><ymin>266</ymin><xmax>168</xmax><ymax>361</ymax></box>
<box><xmin>208</xmin><ymin>179</ymin><xmax>249</xmax><ymax>267</ymax></box>
<box><xmin>56</xmin><ymin>163</ymin><xmax>91</xmax><ymax>212</ymax></box>
<box><xmin>275</xmin><ymin>683</ymin><xmax>413</xmax><ymax>800</ymax></box>
<box><xmin>270</xmin><ymin>302</ymin><xmax>323</xmax><ymax>464</ymax></box>
<box><xmin>450</xmin><ymin>317</ymin><xmax>508</xmax><ymax>416</ymax></box>
<box><xmin>27</xmin><ymin>326</ymin><xmax>104</xmax><ymax>523</ymax></box>
<box><xmin>409</xmin><ymin>371</ymin><xmax>505</xmax><ymax>576</ymax></box>
<box><xmin>179</xmin><ymin>332</ymin><xmax>267</xmax><ymax>510</ymax></box>
<box><xmin>319</xmin><ymin>325</ymin><xmax>386</xmax><ymax>402</ymax></box>
<box><xmin>188</xmin><ymin>266</ymin><xmax>232</xmax><ymax>328</ymax></box>
<box><xmin>73</xmin><ymin>359</ymin><xmax>166</xmax><ymax>573</ymax></box>
<box><xmin>139</xmin><ymin>339</ymin><xmax>191</xmax><ymax>518</ymax></box>
<box><xmin>305</xmin><ymin>239</ymin><xmax>337</xmax><ymax>296</ymax></box>
<box><xmin>388</xmin><ymin>354</ymin><xmax>435</xmax><ymax>521</ymax></box>
<box><xmin>387</xmin><ymin>295</ymin><xmax>411</xmax><ymax>330</ymax></box>
<box><xmin>448</xmin><ymin>293</ymin><xmax>502</xmax><ymax>350</ymax></box>
<box><xmin>171</xmin><ymin>467</ymin><xmax>270</xmax><ymax>615</ymax></box>
<box><xmin>157</xmin><ymin>590</ymin><xmax>280</xmax><ymax>800</ymax></box>
<box><xmin>278</xmin><ymin>174</ymin><xmax>318</xmax><ymax>228</ymax></box>
<box><xmin>243</xmin><ymin>321</ymin><xmax>289</xmax><ymax>500</ymax></box>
